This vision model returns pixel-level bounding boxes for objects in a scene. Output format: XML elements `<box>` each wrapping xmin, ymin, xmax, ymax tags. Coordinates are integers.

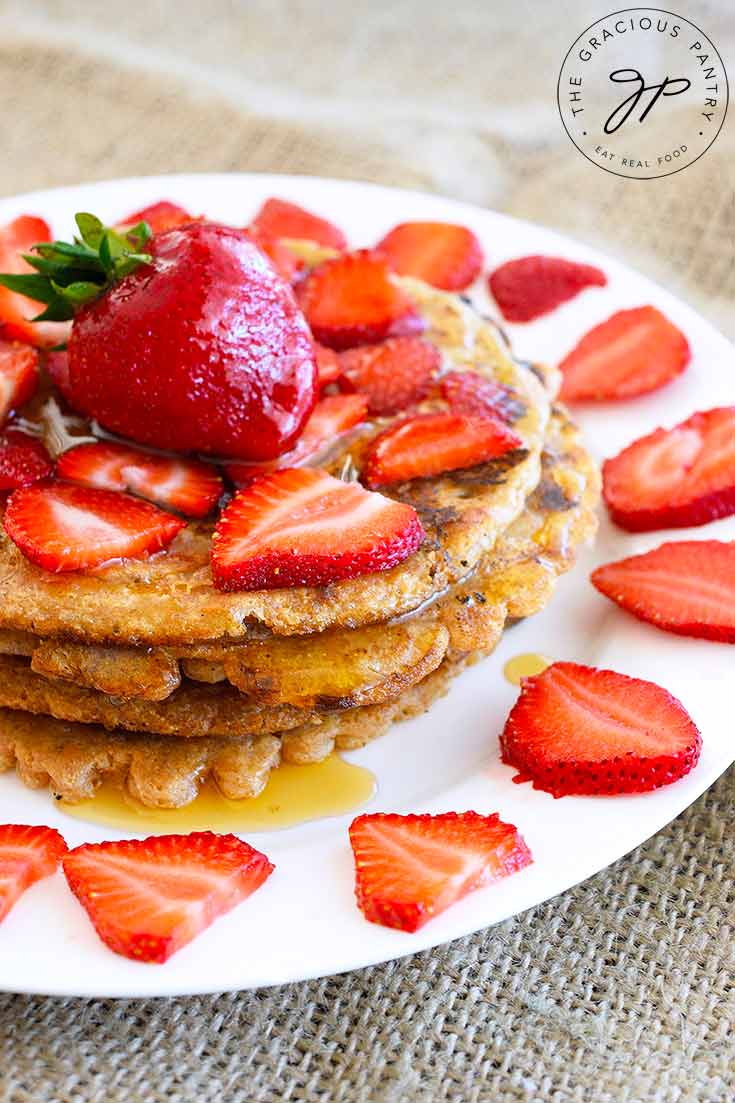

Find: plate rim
<box><xmin>0</xmin><ymin>171</ymin><xmax>732</xmax><ymax>999</ymax></box>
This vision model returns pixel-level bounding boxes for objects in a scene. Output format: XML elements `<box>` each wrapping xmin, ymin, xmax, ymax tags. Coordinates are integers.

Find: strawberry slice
<box><xmin>246</xmin><ymin>228</ymin><xmax>304</xmax><ymax>283</ymax></box>
<box><xmin>0</xmin><ymin>429</ymin><xmax>53</xmax><ymax>491</ymax></box>
<box><xmin>63</xmin><ymin>831</ymin><xmax>273</xmax><ymax>963</ymax></box>
<box><xmin>299</xmin><ymin>251</ymin><xmax>424</xmax><ymax>350</ymax></box>
<box><xmin>592</xmin><ymin>540</ymin><xmax>735</xmax><ymax>643</ymax></box>
<box><xmin>364</xmin><ymin>412</ymin><xmax>522</xmax><ymax>488</ymax></box>
<box><xmin>0</xmin><ymin>216</ymin><xmax>70</xmax><ymax>348</ymax></box>
<box><xmin>0</xmin><ymin>824</ymin><xmax>67</xmax><ymax>924</ymax></box>
<box><xmin>0</xmin><ymin>339</ymin><xmax>39</xmax><ymax>425</ymax></box>
<box><xmin>250</xmin><ymin>197</ymin><xmax>347</xmax><ymax>251</ymax></box>
<box><xmin>314</xmin><ymin>342</ymin><xmax>341</xmax><ymax>389</ymax></box>
<box><xmin>57</xmin><ymin>440</ymin><xmax>223</xmax><ymax>518</ymax></box>
<box><xmin>559</xmin><ymin>305</ymin><xmax>690</xmax><ymax>401</ymax></box>
<box><xmin>211</xmin><ymin>466</ymin><xmax>424</xmax><ymax>591</ymax></box>
<box><xmin>4</xmin><ymin>482</ymin><xmax>186</xmax><ymax>572</ymax></box>
<box><xmin>440</xmin><ymin>369</ymin><xmax>521</xmax><ymax>423</ymax></box>
<box><xmin>117</xmin><ymin>200</ymin><xmax>194</xmax><ymax>234</ymax></box>
<box><xmin>349</xmin><ymin>811</ymin><xmax>531</xmax><ymax>932</ymax></box>
<box><xmin>225</xmin><ymin>394</ymin><xmax>368</xmax><ymax>487</ymax></box>
<box><xmin>500</xmin><ymin>661</ymin><xmax>702</xmax><ymax>797</ymax></box>
<box><xmin>602</xmin><ymin>407</ymin><xmax>735</xmax><ymax>531</ymax></box>
<box><xmin>375</xmin><ymin>222</ymin><xmax>484</xmax><ymax>291</ymax></box>
<box><xmin>339</xmin><ymin>336</ymin><xmax>441</xmax><ymax>416</ymax></box>
<box><xmin>488</xmin><ymin>255</ymin><xmax>607</xmax><ymax>323</ymax></box>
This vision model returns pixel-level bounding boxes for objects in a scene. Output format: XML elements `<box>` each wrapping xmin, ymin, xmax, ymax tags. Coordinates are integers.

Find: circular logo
<box><xmin>557</xmin><ymin>8</ymin><xmax>728</xmax><ymax>179</ymax></box>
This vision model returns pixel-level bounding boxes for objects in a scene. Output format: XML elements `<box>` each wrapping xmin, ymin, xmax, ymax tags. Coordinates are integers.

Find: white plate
<box><xmin>0</xmin><ymin>174</ymin><xmax>732</xmax><ymax>999</ymax></box>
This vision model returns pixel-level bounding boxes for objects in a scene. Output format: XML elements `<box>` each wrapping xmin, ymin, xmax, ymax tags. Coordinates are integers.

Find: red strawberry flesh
<box><xmin>440</xmin><ymin>369</ymin><xmax>522</xmax><ymax>423</ymax></box>
<box><xmin>376</xmin><ymin>222</ymin><xmax>484</xmax><ymax>291</ymax></box>
<box><xmin>349</xmin><ymin>811</ymin><xmax>531</xmax><ymax>932</ymax></box>
<box><xmin>57</xmin><ymin>440</ymin><xmax>223</xmax><ymax>518</ymax></box>
<box><xmin>364</xmin><ymin>412</ymin><xmax>522</xmax><ymax>487</ymax></box>
<box><xmin>602</xmin><ymin>407</ymin><xmax>735</xmax><ymax>531</ymax></box>
<box><xmin>0</xmin><ymin>216</ymin><xmax>70</xmax><ymax>348</ymax></box>
<box><xmin>63</xmin><ymin>831</ymin><xmax>273</xmax><ymax>963</ymax></box>
<box><xmin>225</xmin><ymin>393</ymin><xmax>368</xmax><ymax>487</ymax></box>
<box><xmin>117</xmin><ymin>201</ymin><xmax>195</xmax><ymax>235</ymax></box>
<box><xmin>559</xmin><ymin>305</ymin><xmax>690</xmax><ymax>401</ymax></box>
<box><xmin>0</xmin><ymin>429</ymin><xmax>53</xmax><ymax>491</ymax></box>
<box><xmin>339</xmin><ymin>336</ymin><xmax>441</xmax><ymax>416</ymax></box>
<box><xmin>66</xmin><ymin>221</ymin><xmax>317</xmax><ymax>460</ymax></box>
<box><xmin>0</xmin><ymin>824</ymin><xmax>68</xmax><ymax>924</ymax></box>
<box><xmin>314</xmin><ymin>343</ymin><xmax>341</xmax><ymax>389</ymax></box>
<box><xmin>3</xmin><ymin>482</ymin><xmax>185</xmax><ymax>572</ymax></box>
<box><xmin>211</xmin><ymin>466</ymin><xmax>424</xmax><ymax>591</ymax></box>
<box><xmin>0</xmin><ymin>340</ymin><xmax>39</xmax><ymax>425</ymax></box>
<box><xmin>299</xmin><ymin>250</ymin><xmax>424</xmax><ymax>350</ymax></box>
<box><xmin>592</xmin><ymin>540</ymin><xmax>735</xmax><ymax>643</ymax></box>
<box><xmin>488</xmin><ymin>255</ymin><xmax>607</xmax><ymax>323</ymax></box>
<box><xmin>500</xmin><ymin>661</ymin><xmax>701</xmax><ymax>797</ymax></box>
<box><xmin>250</xmin><ymin>197</ymin><xmax>347</xmax><ymax>251</ymax></box>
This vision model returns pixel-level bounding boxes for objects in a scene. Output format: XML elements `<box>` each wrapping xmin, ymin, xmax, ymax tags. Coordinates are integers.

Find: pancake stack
<box><xmin>0</xmin><ymin>279</ymin><xmax>599</xmax><ymax>809</ymax></box>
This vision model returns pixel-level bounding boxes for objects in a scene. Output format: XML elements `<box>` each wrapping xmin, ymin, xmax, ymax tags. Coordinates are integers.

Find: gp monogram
<box><xmin>557</xmin><ymin>8</ymin><xmax>728</xmax><ymax>179</ymax></box>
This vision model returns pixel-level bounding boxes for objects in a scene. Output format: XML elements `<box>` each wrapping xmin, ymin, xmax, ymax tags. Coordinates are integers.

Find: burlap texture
<box><xmin>0</xmin><ymin>2</ymin><xmax>732</xmax><ymax>1100</ymax></box>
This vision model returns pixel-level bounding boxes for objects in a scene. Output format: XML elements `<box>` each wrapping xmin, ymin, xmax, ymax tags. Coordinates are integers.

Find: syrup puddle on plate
<box><xmin>503</xmin><ymin>652</ymin><xmax>552</xmax><ymax>685</ymax></box>
<box><xmin>60</xmin><ymin>754</ymin><xmax>376</xmax><ymax>834</ymax></box>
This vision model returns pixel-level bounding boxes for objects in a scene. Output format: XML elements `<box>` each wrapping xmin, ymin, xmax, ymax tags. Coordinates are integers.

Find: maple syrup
<box><xmin>60</xmin><ymin>754</ymin><xmax>376</xmax><ymax>834</ymax></box>
<box><xmin>503</xmin><ymin>652</ymin><xmax>552</xmax><ymax>685</ymax></box>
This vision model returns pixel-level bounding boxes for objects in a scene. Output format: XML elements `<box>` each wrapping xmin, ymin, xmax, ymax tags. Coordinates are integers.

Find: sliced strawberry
<box><xmin>250</xmin><ymin>197</ymin><xmax>347</xmax><ymax>251</ymax></box>
<box><xmin>63</xmin><ymin>831</ymin><xmax>273</xmax><ymax>963</ymax></box>
<box><xmin>211</xmin><ymin>467</ymin><xmax>424</xmax><ymax>591</ymax></box>
<box><xmin>0</xmin><ymin>824</ymin><xmax>67</xmax><ymax>924</ymax></box>
<box><xmin>364</xmin><ymin>412</ymin><xmax>522</xmax><ymax>488</ymax></box>
<box><xmin>602</xmin><ymin>407</ymin><xmax>735</xmax><ymax>531</ymax></box>
<box><xmin>500</xmin><ymin>661</ymin><xmax>701</xmax><ymax>797</ymax></box>
<box><xmin>375</xmin><ymin>221</ymin><xmax>484</xmax><ymax>291</ymax></box>
<box><xmin>0</xmin><ymin>430</ymin><xmax>53</xmax><ymax>491</ymax></box>
<box><xmin>440</xmin><ymin>369</ymin><xmax>520</xmax><ymax>423</ymax></box>
<box><xmin>314</xmin><ymin>343</ymin><xmax>341</xmax><ymax>389</ymax></box>
<box><xmin>4</xmin><ymin>482</ymin><xmax>185</xmax><ymax>572</ymax></box>
<box><xmin>246</xmin><ymin>228</ymin><xmax>304</xmax><ymax>283</ymax></box>
<box><xmin>488</xmin><ymin>255</ymin><xmax>607</xmax><ymax>323</ymax></box>
<box><xmin>225</xmin><ymin>394</ymin><xmax>368</xmax><ymax>487</ymax></box>
<box><xmin>57</xmin><ymin>440</ymin><xmax>223</xmax><ymax>518</ymax></box>
<box><xmin>117</xmin><ymin>200</ymin><xmax>194</xmax><ymax>234</ymax></box>
<box><xmin>0</xmin><ymin>216</ymin><xmax>70</xmax><ymax>348</ymax></box>
<box><xmin>559</xmin><ymin>306</ymin><xmax>690</xmax><ymax>401</ymax></box>
<box><xmin>299</xmin><ymin>251</ymin><xmax>424</xmax><ymax>350</ymax></box>
<box><xmin>339</xmin><ymin>337</ymin><xmax>441</xmax><ymax>416</ymax></box>
<box><xmin>349</xmin><ymin>811</ymin><xmax>531</xmax><ymax>932</ymax></box>
<box><xmin>0</xmin><ymin>340</ymin><xmax>39</xmax><ymax>424</ymax></box>
<box><xmin>592</xmin><ymin>541</ymin><xmax>735</xmax><ymax>643</ymax></box>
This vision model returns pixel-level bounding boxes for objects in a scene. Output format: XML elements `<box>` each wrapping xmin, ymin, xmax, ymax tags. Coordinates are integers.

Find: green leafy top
<box><xmin>0</xmin><ymin>213</ymin><xmax>153</xmax><ymax>322</ymax></box>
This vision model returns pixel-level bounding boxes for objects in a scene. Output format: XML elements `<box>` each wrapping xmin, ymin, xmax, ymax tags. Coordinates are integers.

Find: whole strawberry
<box><xmin>0</xmin><ymin>215</ymin><xmax>317</xmax><ymax>460</ymax></box>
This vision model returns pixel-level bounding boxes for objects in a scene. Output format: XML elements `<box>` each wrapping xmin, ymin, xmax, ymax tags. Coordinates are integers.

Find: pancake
<box><xmin>0</xmin><ymin>281</ymin><xmax>554</xmax><ymax>646</ymax></box>
<box><xmin>0</xmin><ymin>406</ymin><xmax>599</xmax><ymax>804</ymax></box>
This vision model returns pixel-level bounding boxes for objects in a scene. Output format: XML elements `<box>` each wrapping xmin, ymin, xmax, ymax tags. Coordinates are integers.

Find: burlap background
<box><xmin>0</xmin><ymin>2</ymin><xmax>732</xmax><ymax>1100</ymax></box>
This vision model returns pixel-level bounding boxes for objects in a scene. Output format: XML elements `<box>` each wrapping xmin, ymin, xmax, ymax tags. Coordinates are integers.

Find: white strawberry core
<box><xmin>49</xmin><ymin>498</ymin><xmax>126</xmax><ymax>545</ymax></box>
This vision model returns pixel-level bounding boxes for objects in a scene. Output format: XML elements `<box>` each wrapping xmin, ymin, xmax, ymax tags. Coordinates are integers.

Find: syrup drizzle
<box><xmin>503</xmin><ymin>652</ymin><xmax>552</xmax><ymax>685</ymax></box>
<box><xmin>60</xmin><ymin>754</ymin><xmax>376</xmax><ymax>835</ymax></box>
